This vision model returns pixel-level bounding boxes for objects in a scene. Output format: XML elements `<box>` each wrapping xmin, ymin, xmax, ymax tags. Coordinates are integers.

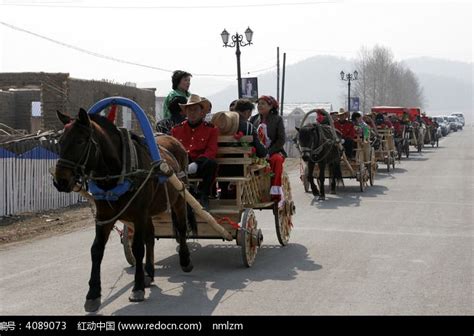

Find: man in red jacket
<box><xmin>334</xmin><ymin>109</ymin><xmax>356</xmax><ymax>159</ymax></box>
<box><xmin>171</xmin><ymin>94</ymin><xmax>218</xmax><ymax>209</ymax></box>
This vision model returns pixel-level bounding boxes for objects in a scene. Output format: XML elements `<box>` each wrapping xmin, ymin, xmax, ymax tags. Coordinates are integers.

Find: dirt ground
<box><xmin>0</xmin><ymin>159</ymin><xmax>301</xmax><ymax>246</ymax></box>
<box><xmin>0</xmin><ymin>203</ymin><xmax>94</xmax><ymax>247</ymax></box>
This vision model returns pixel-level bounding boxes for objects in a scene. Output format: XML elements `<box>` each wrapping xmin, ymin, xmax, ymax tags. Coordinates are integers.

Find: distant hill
<box><xmin>147</xmin><ymin>55</ymin><xmax>472</xmax><ymax>122</ymax></box>
<box><xmin>208</xmin><ymin>55</ymin><xmax>353</xmax><ymax>112</ymax></box>
<box><xmin>403</xmin><ymin>57</ymin><xmax>473</xmax><ymax>118</ymax></box>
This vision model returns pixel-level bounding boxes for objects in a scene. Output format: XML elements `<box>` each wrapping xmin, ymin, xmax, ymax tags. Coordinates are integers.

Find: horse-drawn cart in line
<box><xmin>297</xmin><ymin>110</ymin><xmax>377</xmax><ymax>195</ymax></box>
<box><xmin>122</xmin><ymin>135</ymin><xmax>295</xmax><ymax>268</ymax></box>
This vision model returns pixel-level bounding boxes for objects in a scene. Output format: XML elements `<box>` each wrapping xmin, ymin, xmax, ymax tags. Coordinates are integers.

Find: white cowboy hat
<box><xmin>211</xmin><ymin>111</ymin><xmax>239</xmax><ymax>135</ymax></box>
<box><xmin>179</xmin><ymin>94</ymin><xmax>211</xmax><ymax>114</ymax></box>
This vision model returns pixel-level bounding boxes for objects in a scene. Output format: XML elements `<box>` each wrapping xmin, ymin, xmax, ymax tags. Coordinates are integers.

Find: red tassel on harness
<box><xmin>218</xmin><ymin>216</ymin><xmax>240</xmax><ymax>230</ymax></box>
<box><xmin>107</xmin><ymin>105</ymin><xmax>117</xmax><ymax>123</ymax></box>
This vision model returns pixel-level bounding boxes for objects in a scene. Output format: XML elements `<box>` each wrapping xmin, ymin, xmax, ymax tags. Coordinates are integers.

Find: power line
<box><xmin>0</xmin><ymin>1</ymin><xmax>337</xmax><ymax>9</ymax></box>
<box><xmin>0</xmin><ymin>21</ymin><xmax>277</xmax><ymax>77</ymax></box>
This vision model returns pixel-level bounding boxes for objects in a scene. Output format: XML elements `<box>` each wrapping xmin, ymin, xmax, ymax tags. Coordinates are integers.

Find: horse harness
<box><xmin>298</xmin><ymin>124</ymin><xmax>340</xmax><ymax>164</ymax></box>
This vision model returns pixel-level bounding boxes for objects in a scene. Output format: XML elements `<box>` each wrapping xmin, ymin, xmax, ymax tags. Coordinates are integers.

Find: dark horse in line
<box><xmin>54</xmin><ymin>108</ymin><xmax>194</xmax><ymax>312</ymax></box>
<box><xmin>296</xmin><ymin>123</ymin><xmax>342</xmax><ymax>200</ymax></box>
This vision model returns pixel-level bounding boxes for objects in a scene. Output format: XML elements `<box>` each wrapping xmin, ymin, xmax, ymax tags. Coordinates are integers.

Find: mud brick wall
<box><xmin>0</xmin><ymin>91</ymin><xmax>15</xmax><ymax>128</ymax></box>
<box><xmin>0</xmin><ymin>73</ymin><xmax>156</xmax><ymax>132</ymax></box>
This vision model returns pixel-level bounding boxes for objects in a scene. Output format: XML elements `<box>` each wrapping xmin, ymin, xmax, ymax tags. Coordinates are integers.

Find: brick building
<box><xmin>0</xmin><ymin>72</ymin><xmax>156</xmax><ymax>133</ymax></box>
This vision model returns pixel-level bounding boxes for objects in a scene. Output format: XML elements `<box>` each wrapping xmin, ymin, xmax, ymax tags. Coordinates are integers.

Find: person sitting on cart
<box><xmin>375</xmin><ymin>113</ymin><xmax>393</xmax><ymax>129</ymax></box>
<box><xmin>334</xmin><ymin>109</ymin><xmax>356</xmax><ymax>159</ymax></box>
<box><xmin>212</xmin><ymin>106</ymin><xmax>267</xmax><ymax>199</ymax></box>
<box><xmin>171</xmin><ymin>94</ymin><xmax>217</xmax><ymax>210</ymax></box>
<box><xmin>352</xmin><ymin>112</ymin><xmax>370</xmax><ymax>142</ymax></box>
<box><xmin>390</xmin><ymin>115</ymin><xmax>403</xmax><ymax>138</ymax></box>
<box><xmin>250</xmin><ymin>95</ymin><xmax>286</xmax><ymax>203</ymax></box>
<box><xmin>315</xmin><ymin>109</ymin><xmax>331</xmax><ymax>125</ymax></box>
<box><xmin>421</xmin><ymin>113</ymin><xmax>432</xmax><ymax>126</ymax></box>
<box><xmin>401</xmin><ymin>111</ymin><xmax>411</xmax><ymax>125</ymax></box>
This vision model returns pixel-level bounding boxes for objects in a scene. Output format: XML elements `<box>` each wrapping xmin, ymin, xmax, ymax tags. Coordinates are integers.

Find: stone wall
<box><xmin>12</xmin><ymin>90</ymin><xmax>41</xmax><ymax>131</ymax></box>
<box><xmin>0</xmin><ymin>73</ymin><xmax>156</xmax><ymax>132</ymax></box>
<box><xmin>67</xmin><ymin>79</ymin><xmax>156</xmax><ymax>133</ymax></box>
<box><xmin>0</xmin><ymin>91</ymin><xmax>15</xmax><ymax>128</ymax></box>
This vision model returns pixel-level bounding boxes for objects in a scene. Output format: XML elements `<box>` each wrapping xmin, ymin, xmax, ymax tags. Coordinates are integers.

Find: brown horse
<box><xmin>54</xmin><ymin>108</ymin><xmax>194</xmax><ymax>312</ymax></box>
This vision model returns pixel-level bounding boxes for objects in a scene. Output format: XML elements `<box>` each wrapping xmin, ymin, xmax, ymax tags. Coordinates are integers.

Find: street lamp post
<box><xmin>340</xmin><ymin>70</ymin><xmax>358</xmax><ymax>112</ymax></box>
<box><xmin>221</xmin><ymin>27</ymin><xmax>253</xmax><ymax>99</ymax></box>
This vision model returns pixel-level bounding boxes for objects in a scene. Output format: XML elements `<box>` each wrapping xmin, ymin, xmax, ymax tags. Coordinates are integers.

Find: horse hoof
<box><xmin>318</xmin><ymin>196</ymin><xmax>326</xmax><ymax>201</ymax></box>
<box><xmin>181</xmin><ymin>262</ymin><xmax>194</xmax><ymax>273</ymax></box>
<box><xmin>129</xmin><ymin>290</ymin><xmax>145</xmax><ymax>302</ymax></box>
<box><xmin>84</xmin><ymin>298</ymin><xmax>101</xmax><ymax>313</ymax></box>
<box><xmin>144</xmin><ymin>276</ymin><xmax>154</xmax><ymax>288</ymax></box>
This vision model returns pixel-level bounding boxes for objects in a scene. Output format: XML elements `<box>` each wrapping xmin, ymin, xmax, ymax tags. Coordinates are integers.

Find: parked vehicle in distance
<box><xmin>447</xmin><ymin>116</ymin><xmax>462</xmax><ymax>132</ymax></box>
<box><xmin>442</xmin><ymin>116</ymin><xmax>457</xmax><ymax>132</ymax></box>
<box><xmin>451</xmin><ymin>116</ymin><xmax>463</xmax><ymax>131</ymax></box>
<box><xmin>451</xmin><ymin>113</ymin><xmax>465</xmax><ymax>126</ymax></box>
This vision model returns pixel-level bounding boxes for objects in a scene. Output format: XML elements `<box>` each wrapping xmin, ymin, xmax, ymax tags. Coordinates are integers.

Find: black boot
<box><xmin>199</xmin><ymin>194</ymin><xmax>210</xmax><ymax>211</ymax></box>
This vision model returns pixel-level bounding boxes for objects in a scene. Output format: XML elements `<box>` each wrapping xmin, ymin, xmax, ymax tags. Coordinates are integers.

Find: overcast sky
<box><xmin>0</xmin><ymin>0</ymin><xmax>472</xmax><ymax>94</ymax></box>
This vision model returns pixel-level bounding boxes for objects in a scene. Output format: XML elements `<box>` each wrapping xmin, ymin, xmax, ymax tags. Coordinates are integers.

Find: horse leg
<box><xmin>172</xmin><ymin>200</ymin><xmax>193</xmax><ymax>273</ymax></box>
<box><xmin>84</xmin><ymin>222</ymin><xmax>114</xmax><ymax>313</ymax></box>
<box><xmin>329</xmin><ymin>162</ymin><xmax>337</xmax><ymax>194</ymax></box>
<box><xmin>318</xmin><ymin>162</ymin><xmax>326</xmax><ymax>200</ymax></box>
<box><xmin>129</xmin><ymin>214</ymin><xmax>147</xmax><ymax>302</ymax></box>
<box><xmin>308</xmin><ymin>161</ymin><xmax>319</xmax><ymax>197</ymax></box>
<box><xmin>144</xmin><ymin>217</ymin><xmax>155</xmax><ymax>288</ymax></box>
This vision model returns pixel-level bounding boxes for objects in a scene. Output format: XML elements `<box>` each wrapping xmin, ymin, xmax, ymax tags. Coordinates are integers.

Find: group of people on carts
<box><xmin>156</xmin><ymin>70</ymin><xmax>287</xmax><ymax>210</ymax></box>
<box><xmin>312</xmin><ymin>106</ymin><xmax>438</xmax><ymax>161</ymax></box>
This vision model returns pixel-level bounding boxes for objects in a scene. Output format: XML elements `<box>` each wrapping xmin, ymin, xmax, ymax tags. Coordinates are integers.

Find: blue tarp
<box><xmin>0</xmin><ymin>148</ymin><xmax>16</xmax><ymax>158</ymax></box>
<box><xmin>0</xmin><ymin>146</ymin><xmax>58</xmax><ymax>159</ymax></box>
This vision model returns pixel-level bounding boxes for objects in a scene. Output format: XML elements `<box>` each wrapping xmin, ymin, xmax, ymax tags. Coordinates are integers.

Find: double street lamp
<box><xmin>340</xmin><ymin>70</ymin><xmax>358</xmax><ymax>112</ymax></box>
<box><xmin>221</xmin><ymin>27</ymin><xmax>254</xmax><ymax>98</ymax></box>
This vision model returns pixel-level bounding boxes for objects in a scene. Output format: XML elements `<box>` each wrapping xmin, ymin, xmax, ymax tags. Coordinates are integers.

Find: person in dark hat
<box><xmin>162</xmin><ymin>70</ymin><xmax>192</xmax><ymax>123</ymax></box>
<box><xmin>171</xmin><ymin>94</ymin><xmax>217</xmax><ymax>210</ymax></box>
<box><xmin>229</xmin><ymin>99</ymin><xmax>238</xmax><ymax>112</ymax></box>
<box><xmin>334</xmin><ymin>110</ymin><xmax>356</xmax><ymax>159</ymax></box>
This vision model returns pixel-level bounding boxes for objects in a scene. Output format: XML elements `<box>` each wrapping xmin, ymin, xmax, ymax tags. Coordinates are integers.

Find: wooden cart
<box><xmin>375</xmin><ymin>128</ymin><xmax>397</xmax><ymax>172</ymax></box>
<box><xmin>121</xmin><ymin>135</ymin><xmax>295</xmax><ymax>268</ymax></box>
<box><xmin>298</xmin><ymin>110</ymin><xmax>377</xmax><ymax>193</ymax></box>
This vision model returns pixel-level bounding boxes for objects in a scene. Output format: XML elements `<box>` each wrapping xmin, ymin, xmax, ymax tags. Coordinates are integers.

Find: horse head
<box><xmin>54</xmin><ymin>108</ymin><xmax>120</xmax><ymax>192</ymax></box>
<box><xmin>296</xmin><ymin>124</ymin><xmax>319</xmax><ymax>162</ymax></box>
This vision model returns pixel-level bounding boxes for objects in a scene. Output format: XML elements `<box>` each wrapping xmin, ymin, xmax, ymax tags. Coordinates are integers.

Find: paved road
<box><xmin>1</xmin><ymin>128</ymin><xmax>472</xmax><ymax>315</ymax></box>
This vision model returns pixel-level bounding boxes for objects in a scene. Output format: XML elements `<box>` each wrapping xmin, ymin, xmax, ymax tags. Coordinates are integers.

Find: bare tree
<box><xmin>352</xmin><ymin>45</ymin><xmax>424</xmax><ymax>112</ymax></box>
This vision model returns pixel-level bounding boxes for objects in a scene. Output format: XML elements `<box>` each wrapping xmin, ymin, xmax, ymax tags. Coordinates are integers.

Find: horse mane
<box><xmin>89</xmin><ymin>114</ymin><xmax>121</xmax><ymax>137</ymax></box>
<box><xmin>89</xmin><ymin>113</ymin><xmax>147</xmax><ymax>150</ymax></box>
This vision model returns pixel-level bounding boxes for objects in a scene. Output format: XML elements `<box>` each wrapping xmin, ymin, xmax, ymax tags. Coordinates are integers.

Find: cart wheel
<box><xmin>370</xmin><ymin>150</ymin><xmax>376</xmax><ymax>186</ymax></box>
<box><xmin>274</xmin><ymin>173</ymin><xmax>294</xmax><ymax>246</ymax></box>
<box><xmin>239</xmin><ymin>209</ymin><xmax>261</xmax><ymax>267</ymax></box>
<box><xmin>368</xmin><ymin>164</ymin><xmax>374</xmax><ymax>186</ymax></box>
<box><xmin>303</xmin><ymin>165</ymin><xmax>310</xmax><ymax>193</ymax></box>
<box><xmin>121</xmin><ymin>223</ymin><xmax>136</xmax><ymax>266</ymax></box>
<box><xmin>359</xmin><ymin>164</ymin><xmax>365</xmax><ymax>192</ymax></box>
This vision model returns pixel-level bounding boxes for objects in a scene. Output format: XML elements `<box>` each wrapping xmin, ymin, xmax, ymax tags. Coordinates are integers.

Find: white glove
<box><xmin>188</xmin><ymin>162</ymin><xmax>198</xmax><ymax>175</ymax></box>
